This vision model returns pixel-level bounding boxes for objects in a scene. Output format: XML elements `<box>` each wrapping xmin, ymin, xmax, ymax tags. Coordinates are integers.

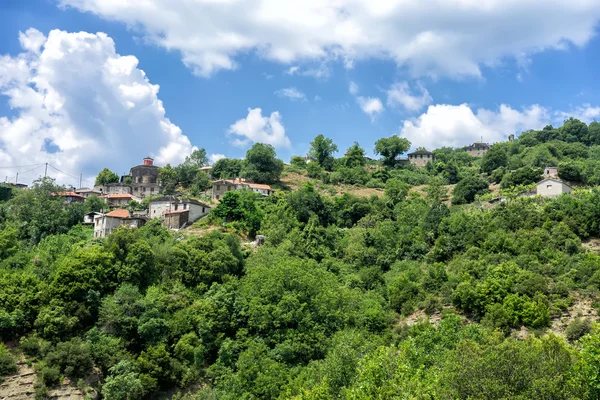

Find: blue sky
<box><xmin>1</xmin><ymin>0</ymin><xmax>600</xmax><ymax>186</ymax></box>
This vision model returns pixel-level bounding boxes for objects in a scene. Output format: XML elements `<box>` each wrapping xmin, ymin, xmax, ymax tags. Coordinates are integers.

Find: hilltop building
<box><xmin>95</xmin><ymin>157</ymin><xmax>161</xmax><ymax>199</ymax></box>
<box><xmin>544</xmin><ymin>167</ymin><xmax>558</xmax><ymax>177</ymax></box>
<box><xmin>407</xmin><ymin>150</ymin><xmax>434</xmax><ymax>167</ymax></box>
<box><xmin>466</xmin><ymin>142</ymin><xmax>490</xmax><ymax>157</ymax></box>
<box><xmin>211</xmin><ymin>178</ymin><xmax>274</xmax><ymax>201</ymax></box>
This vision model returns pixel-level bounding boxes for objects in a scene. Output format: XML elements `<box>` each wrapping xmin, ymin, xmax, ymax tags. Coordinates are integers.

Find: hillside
<box><xmin>3</xmin><ymin>122</ymin><xmax>600</xmax><ymax>399</ymax></box>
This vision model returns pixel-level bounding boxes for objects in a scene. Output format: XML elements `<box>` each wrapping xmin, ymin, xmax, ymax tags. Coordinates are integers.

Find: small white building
<box><xmin>93</xmin><ymin>209</ymin><xmax>147</xmax><ymax>238</ymax></box>
<box><xmin>536</xmin><ymin>178</ymin><xmax>572</xmax><ymax>198</ymax></box>
<box><xmin>103</xmin><ymin>193</ymin><xmax>142</xmax><ymax>207</ymax></box>
<box><xmin>83</xmin><ymin>212</ymin><xmax>103</xmax><ymax>225</ymax></box>
<box><xmin>211</xmin><ymin>178</ymin><xmax>274</xmax><ymax>201</ymax></box>
<box><xmin>149</xmin><ymin>196</ymin><xmax>211</xmax><ymax>225</ymax></box>
<box><xmin>75</xmin><ymin>188</ymin><xmax>103</xmax><ymax>198</ymax></box>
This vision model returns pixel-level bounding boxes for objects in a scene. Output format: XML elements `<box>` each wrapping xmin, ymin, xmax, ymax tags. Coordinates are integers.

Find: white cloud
<box><xmin>209</xmin><ymin>153</ymin><xmax>226</xmax><ymax>164</ymax></box>
<box><xmin>60</xmin><ymin>0</ymin><xmax>600</xmax><ymax>78</ymax></box>
<box><xmin>0</xmin><ymin>28</ymin><xmax>194</xmax><ymax>186</ymax></box>
<box><xmin>357</xmin><ymin>97</ymin><xmax>384</xmax><ymax>122</ymax></box>
<box><xmin>349</xmin><ymin>81</ymin><xmax>359</xmax><ymax>95</ymax></box>
<box><xmin>228</xmin><ymin>107</ymin><xmax>291</xmax><ymax>148</ymax></box>
<box><xmin>275</xmin><ymin>87</ymin><xmax>307</xmax><ymax>101</ymax></box>
<box><xmin>556</xmin><ymin>104</ymin><xmax>600</xmax><ymax>122</ymax></box>
<box><xmin>399</xmin><ymin>103</ymin><xmax>549</xmax><ymax>149</ymax></box>
<box><xmin>387</xmin><ymin>82</ymin><xmax>432</xmax><ymax>112</ymax></box>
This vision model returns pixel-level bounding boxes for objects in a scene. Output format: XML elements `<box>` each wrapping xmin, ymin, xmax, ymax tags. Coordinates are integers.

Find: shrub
<box><xmin>565</xmin><ymin>318</ymin><xmax>592</xmax><ymax>341</ymax></box>
<box><xmin>0</xmin><ymin>343</ymin><xmax>16</xmax><ymax>378</ymax></box>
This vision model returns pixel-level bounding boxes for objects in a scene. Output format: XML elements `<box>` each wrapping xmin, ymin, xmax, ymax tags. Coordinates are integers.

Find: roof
<box><xmin>247</xmin><ymin>183</ymin><xmax>272</xmax><ymax>190</ymax></box>
<box><xmin>106</xmin><ymin>209</ymin><xmax>130</xmax><ymax>218</ymax></box>
<box><xmin>199</xmin><ymin>166</ymin><xmax>212</xmax><ymax>171</ymax></box>
<box><xmin>150</xmin><ymin>195</ymin><xmax>210</xmax><ymax>208</ymax></box>
<box><xmin>58</xmin><ymin>191</ymin><xmax>85</xmax><ymax>198</ymax></box>
<box><xmin>537</xmin><ymin>178</ymin><xmax>572</xmax><ymax>188</ymax></box>
<box><xmin>408</xmin><ymin>150</ymin><xmax>433</xmax><ymax>156</ymax></box>
<box><xmin>468</xmin><ymin>142</ymin><xmax>490</xmax><ymax>148</ymax></box>
<box><xmin>105</xmin><ymin>194</ymin><xmax>138</xmax><ymax>200</ymax></box>
<box><xmin>164</xmin><ymin>209</ymin><xmax>190</xmax><ymax>215</ymax></box>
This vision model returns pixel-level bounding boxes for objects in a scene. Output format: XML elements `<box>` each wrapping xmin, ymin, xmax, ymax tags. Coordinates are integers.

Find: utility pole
<box><xmin>15</xmin><ymin>173</ymin><xmax>18</xmax><ymax>184</ymax></box>
<box><xmin>44</xmin><ymin>162</ymin><xmax>48</xmax><ymax>177</ymax></box>
<box><xmin>79</xmin><ymin>174</ymin><xmax>82</xmax><ymax>189</ymax></box>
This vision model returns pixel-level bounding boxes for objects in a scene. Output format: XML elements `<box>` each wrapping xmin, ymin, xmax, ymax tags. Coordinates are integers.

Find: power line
<box><xmin>0</xmin><ymin>163</ymin><xmax>46</xmax><ymax>170</ymax></box>
<box><xmin>47</xmin><ymin>164</ymin><xmax>81</xmax><ymax>181</ymax></box>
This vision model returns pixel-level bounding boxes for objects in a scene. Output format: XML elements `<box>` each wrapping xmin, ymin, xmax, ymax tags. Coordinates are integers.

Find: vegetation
<box><xmin>4</xmin><ymin>119</ymin><xmax>600</xmax><ymax>398</ymax></box>
<box><xmin>94</xmin><ymin>168</ymin><xmax>120</xmax><ymax>186</ymax></box>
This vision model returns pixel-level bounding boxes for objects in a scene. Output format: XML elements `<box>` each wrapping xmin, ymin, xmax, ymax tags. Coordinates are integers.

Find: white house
<box><xmin>211</xmin><ymin>178</ymin><xmax>274</xmax><ymax>201</ymax></box>
<box><xmin>149</xmin><ymin>196</ymin><xmax>211</xmax><ymax>225</ymax></box>
<box><xmin>83</xmin><ymin>212</ymin><xmax>103</xmax><ymax>225</ymax></box>
<box><xmin>93</xmin><ymin>209</ymin><xmax>147</xmax><ymax>238</ymax></box>
<box><xmin>536</xmin><ymin>178</ymin><xmax>572</xmax><ymax>198</ymax></box>
<box><xmin>102</xmin><ymin>193</ymin><xmax>142</xmax><ymax>207</ymax></box>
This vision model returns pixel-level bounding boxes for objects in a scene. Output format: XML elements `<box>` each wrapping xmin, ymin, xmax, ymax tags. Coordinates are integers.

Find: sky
<box><xmin>1</xmin><ymin>0</ymin><xmax>600</xmax><ymax>186</ymax></box>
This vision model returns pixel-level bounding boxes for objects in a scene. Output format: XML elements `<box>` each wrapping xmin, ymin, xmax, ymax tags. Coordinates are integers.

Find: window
<box><xmin>217</xmin><ymin>185</ymin><xmax>220</xmax><ymax>190</ymax></box>
<box><xmin>547</xmin><ymin>184</ymin><xmax>552</xmax><ymax>189</ymax></box>
<box><xmin>202</xmin><ymin>207</ymin><xmax>205</xmax><ymax>213</ymax></box>
<box><xmin>216</xmin><ymin>195</ymin><xmax>220</xmax><ymax>200</ymax></box>
<box><xmin>143</xmin><ymin>187</ymin><xmax>146</xmax><ymax>192</ymax></box>
<box><xmin>151</xmin><ymin>187</ymin><xmax>154</xmax><ymax>192</ymax></box>
<box><xmin>183</xmin><ymin>203</ymin><xmax>187</xmax><ymax>210</ymax></box>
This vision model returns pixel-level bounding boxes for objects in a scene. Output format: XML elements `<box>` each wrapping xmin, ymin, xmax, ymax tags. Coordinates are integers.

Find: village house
<box><xmin>466</xmin><ymin>142</ymin><xmax>490</xmax><ymax>157</ymax></box>
<box><xmin>211</xmin><ymin>178</ymin><xmax>274</xmax><ymax>201</ymax></box>
<box><xmin>536</xmin><ymin>178</ymin><xmax>572</xmax><ymax>197</ymax></box>
<box><xmin>83</xmin><ymin>212</ymin><xmax>103</xmax><ymax>225</ymax></box>
<box><xmin>407</xmin><ymin>150</ymin><xmax>434</xmax><ymax>168</ymax></box>
<box><xmin>93</xmin><ymin>209</ymin><xmax>147</xmax><ymax>238</ymax></box>
<box><xmin>95</xmin><ymin>157</ymin><xmax>161</xmax><ymax>199</ymax></box>
<box><xmin>149</xmin><ymin>196</ymin><xmax>211</xmax><ymax>228</ymax></box>
<box><xmin>544</xmin><ymin>167</ymin><xmax>558</xmax><ymax>176</ymax></box>
<box><xmin>57</xmin><ymin>191</ymin><xmax>85</xmax><ymax>203</ymax></box>
<box><xmin>102</xmin><ymin>193</ymin><xmax>141</xmax><ymax>208</ymax></box>
<box><xmin>75</xmin><ymin>188</ymin><xmax>103</xmax><ymax>198</ymax></box>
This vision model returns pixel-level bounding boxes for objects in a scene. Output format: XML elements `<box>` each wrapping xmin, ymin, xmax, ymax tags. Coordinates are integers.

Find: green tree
<box><xmin>241</xmin><ymin>143</ymin><xmax>284</xmax><ymax>184</ymax></box>
<box><xmin>374</xmin><ymin>135</ymin><xmax>411</xmax><ymax>168</ymax></box>
<box><xmin>587</xmin><ymin>121</ymin><xmax>600</xmax><ymax>146</ymax></box>
<box><xmin>212</xmin><ymin>158</ymin><xmax>243</xmax><ymax>179</ymax></box>
<box><xmin>85</xmin><ymin>195</ymin><xmax>108</xmax><ymax>213</ymax></box>
<box><xmin>343</xmin><ymin>142</ymin><xmax>366</xmax><ymax>168</ymax></box>
<box><xmin>290</xmin><ymin>156</ymin><xmax>307</xmax><ymax>169</ymax></box>
<box><xmin>185</xmin><ymin>148</ymin><xmax>208</xmax><ymax>167</ymax></box>
<box><xmin>158</xmin><ymin>164</ymin><xmax>178</xmax><ymax>195</ymax></box>
<box><xmin>560</xmin><ymin>117</ymin><xmax>588</xmax><ymax>143</ymax></box>
<box><xmin>558</xmin><ymin>161</ymin><xmax>584</xmax><ymax>182</ymax></box>
<box><xmin>95</xmin><ymin>168</ymin><xmax>120</xmax><ymax>186</ymax></box>
<box><xmin>102</xmin><ymin>360</ymin><xmax>144</xmax><ymax>400</ymax></box>
<box><xmin>452</xmin><ymin>175</ymin><xmax>489</xmax><ymax>204</ymax></box>
<box><xmin>309</xmin><ymin>134</ymin><xmax>338</xmax><ymax>171</ymax></box>
<box><xmin>481</xmin><ymin>144</ymin><xmax>508</xmax><ymax>174</ymax></box>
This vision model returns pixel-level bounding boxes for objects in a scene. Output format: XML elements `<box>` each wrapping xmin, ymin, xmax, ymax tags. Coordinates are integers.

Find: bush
<box><xmin>452</xmin><ymin>175</ymin><xmax>489</xmax><ymax>205</ymax></box>
<box><xmin>0</xmin><ymin>343</ymin><xmax>16</xmax><ymax>378</ymax></box>
<box><xmin>565</xmin><ymin>318</ymin><xmax>592</xmax><ymax>341</ymax></box>
<box><xmin>306</xmin><ymin>162</ymin><xmax>323</xmax><ymax>179</ymax></box>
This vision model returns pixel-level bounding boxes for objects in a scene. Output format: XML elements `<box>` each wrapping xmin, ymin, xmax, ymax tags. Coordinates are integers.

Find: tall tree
<box><xmin>344</xmin><ymin>142</ymin><xmax>366</xmax><ymax>168</ymax></box>
<box><xmin>158</xmin><ymin>164</ymin><xmax>178</xmax><ymax>194</ymax></box>
<box><xmin>241</xmin><ymin>143</ymin><xmax>284</xmax><ymax>184</ymax></box>
<box><xmin>374</xmin><ymin>135</ymin><xmax>411</xmax><ymax>168</ymax></box>
<box><xmin>94</xmin><ymin>168</ymin><xmax>120</xmax><ymax>187</ymax></box>
<box><xmin>309</xmin><ymin>134</ymin><xmax>338</xmax><ymax>171</ymax></box>
<box><xmin>212</xmin><ymin>158</ymin><xmax>243</xmax><ymax>179</ymax></box>
<box><xmin>184</xmin><ymin>148</ymin><xmax>208</xmax><ymax>167</ymax></box>
<box><xmin>480</xmin><ymin>144</ymin><xmax>508</xmax><ymax>174</ymax></box>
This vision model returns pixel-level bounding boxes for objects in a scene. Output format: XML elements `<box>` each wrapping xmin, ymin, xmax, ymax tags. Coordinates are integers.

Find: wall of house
<box><xmin>94</xmin><ymin>216</ymin><xmax>122</xmax><ymax>238</ymax></box>
<box><xmin>163</xmin><ymin>212</ymin><xmax>189</xmax><ymax>229</ymax></box>
<box><xmin>99</xmin><ymin>184</ymin><xmax>132</xmax><ymax>195</ymax></box>
<box><xmin>467</xmin><ymin>148</ymin><xmax>488</xmax><ymax>157</ymax></box>
<box><xmin>537</xmin><ymin>181</ymin><xmax>572</xmax><ymax>197</ymax></box>
<box><xmin>188</xmin><ymin>203</ymin><xmax>210</xmax><ymax>222</ymax></box>
<box><xmin>132</xmin><ymin>184</ymin><xmax>159</xmax><ymax>198</ymax></box>
<box><xmin>409</xmin><ymin>155</ymin><xmax>433</xmax><ymax>167</ymax></box>
<box><xmin>212</xmin><ymin>182</ymin><xmax>238</xmax><ymax>200</ymax></box>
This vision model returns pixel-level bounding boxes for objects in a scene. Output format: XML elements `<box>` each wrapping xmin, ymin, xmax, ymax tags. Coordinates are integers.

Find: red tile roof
<box><xmin>58</xmin><ymin>191</ymin><xmax>84</xmax><ymax>198</ymax></box>
<box><xmin>248</xmin><ymin>183</ymin><xmax>272</xmax><ymax>190</ymax></box>
<box><xmin>106</xmin><ymin>209</ymin><xmax>130</xmax><ymax>218</ymax></box>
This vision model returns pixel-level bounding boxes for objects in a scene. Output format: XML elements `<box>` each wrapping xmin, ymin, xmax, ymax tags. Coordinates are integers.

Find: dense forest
<box><xmin>3</xmin><ymin>118</ymin><xmax>600</xmax><ymax>399</ymax></box>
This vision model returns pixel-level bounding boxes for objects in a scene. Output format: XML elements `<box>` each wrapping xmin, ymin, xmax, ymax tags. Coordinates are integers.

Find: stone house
<box><xmin>149</xmin><ymin>196</ymin><xmax>211</xmax><ymax>227</ymax></box>
<box><xmin>544</xmin><ymin>167</ymin><xmax>558</xmax><ymax>176</ymax></box>
<box><xmin>466</xmin><ymin>142</ymin><xmax>490</xmax><ymax>157</ymax></box>
<box><xmin>95</xmin><ymin>157</ymin><xmax>161</xmax><ymax>199</ymax></box>
<box><xmin>407</xmin><ymin>150</ymin><xmax>434</xmax><ymax>168</ymax></box>
<box><xmin>103</xmin><ymin>193</ymin><xmax>142</xmax><ymax>207</ymax></box>
<box><xmin>93</xmin><ymin>209</ymin><xmax>147</xmax><ymax>238</ymax></box>
<box><xmin>75</xmin><ymin>188</ymin><xmax>103</xmax><ymax>198</ymax></box>
<box><xmin>57</xmin><ymin>191</ymin><xmax>85</xmax><ymax>203</ymax></box>
<box><xmin>211</xmin><ymin>178</ymin><xmax>274</xmax><ymax>201</ymax></box>
<box><xmin>536</xmin><ymin>178</ymin><xmax>572</xmax><ymax>197</ymax></box>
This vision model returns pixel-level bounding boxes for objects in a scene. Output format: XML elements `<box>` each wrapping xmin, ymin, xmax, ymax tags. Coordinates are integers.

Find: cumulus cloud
<box><xmin>275</xmin><ymin>87</ymin><xmax>307</xmax><ymax>101</ymax></box>
<box><xmin>60</xmin><ymin>0</ymin><xmax>600</xmax><ymax>78</ymax></box>
<box><xmin>0</xmin><ymin>28</ymin><xmax>194</xmax><ymax>186</ymax></box>
<box><xmin>209</xmin><ymin>153</ymin><xmax>226</xmax><ymax>164</ymax></box>
<box><xmin>387</xmin><ymin>82</ymin><xmax>432</xmax><ymax>112</ymax></box>
<box><xmin>357</xmin><ymin>97</ymin><xmax>384</xmax><ymax>122</ymax></box>
<box><xmin>399</xmin><ymin>103</ymin><xmax>549</xmax><ymax>149</ymax></box>
<box><xmin>228</xmin><ymin>108</ymin><xmax>291</xmax><ymax>148</ymax></box>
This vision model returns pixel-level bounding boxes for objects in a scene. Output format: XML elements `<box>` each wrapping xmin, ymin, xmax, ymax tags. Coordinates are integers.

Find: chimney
<box><xmin>143</xmin><ymin>157</ymin><xmax>154</xmax><ymax>166</ymax></box>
